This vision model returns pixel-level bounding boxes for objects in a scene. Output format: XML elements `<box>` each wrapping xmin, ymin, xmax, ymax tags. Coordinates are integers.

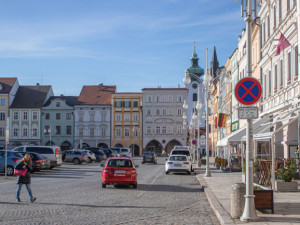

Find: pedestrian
<box><xmin>15</xmin><ymin>154</ymin><xmax>36</xmax><ymax>203</ymax></box>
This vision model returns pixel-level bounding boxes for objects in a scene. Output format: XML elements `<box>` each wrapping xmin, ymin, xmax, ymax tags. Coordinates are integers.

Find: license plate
<box><xmin>114</xmin><ymin>170</ymin><xmax>126</xmax><ymax>174</ymax></box>
<box><xmin>174</xmin><ymin>164</ymin><xmax>181</xmax><ymax>167</ymax></box>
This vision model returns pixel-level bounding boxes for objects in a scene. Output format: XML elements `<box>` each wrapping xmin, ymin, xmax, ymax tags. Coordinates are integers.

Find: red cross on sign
<box><xmin>234</xmin><ymin>77</ymin><xmax>262</xmax><ymax>105</ymax></box>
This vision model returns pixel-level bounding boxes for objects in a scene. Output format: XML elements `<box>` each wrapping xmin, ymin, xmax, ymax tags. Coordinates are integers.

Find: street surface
<box><xmin>0</xmin><ymin>158</ymin><xmax>219</xmax><ymax>225</ymax></box>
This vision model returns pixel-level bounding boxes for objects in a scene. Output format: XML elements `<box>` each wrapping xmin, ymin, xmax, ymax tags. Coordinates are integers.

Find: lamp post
<box><xmin>203</xmin><ymin>48</ymin><xmax>212</xmax><ymax>177</ymax></box>
<box><xmin>196</xmin><ymin>90</ymin><xmax>202</xmax><ymax>167</ymax></box>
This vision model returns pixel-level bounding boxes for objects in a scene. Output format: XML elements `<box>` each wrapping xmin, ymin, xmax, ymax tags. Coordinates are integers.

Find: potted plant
<box><xmin>276</xmin><ymin>159</ymin><xmax>298</xmax><ymax>192</ymax></box>
<box><xmin>253</xmin><ymin>184</ymin><xmax>274</xmax><ymax>213</ymax></box>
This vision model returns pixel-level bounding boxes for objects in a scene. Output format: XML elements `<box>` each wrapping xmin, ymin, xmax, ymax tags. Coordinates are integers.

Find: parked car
<box><xmin>39</xmin><ymin>155</ymin><xmax>51</xmax><ymax>169</ymax></box>
<box><xmin>80</xmin><ymin>150</ymin><xmax>96</xmax><ymax>163</ymax></box>
<box><xmin>95</xmin><ymin>150</ymin><xmax>107</xmax><ymax>162</ymax></box>
<box><xmin>142</xmin><ymin>152</ymin><xmax>157</xmax><ymax>164</ymax></box>
<box><xmin>101</xmin><ymin>149</ymin><xmax>115</xmax><ymax>158</ymax></box>
<box><xmin>101</xmin><ymin>157</ymin><xmax>138</xmax><ymax>188</ymax></box>
<box><xmin>63</xmin><ymin>150</ymin><xmax>88</xmax><ymax>164</ymax></box>
<box><xmin>119</xmin><ymin>148</ymin><xmax>131</xmax><ymax>157</ymax></box>
<box><xmin>0</xmin><ymin>150</ymin><xmax>23</xmax><ymax>176</ymax></box>
<box><xmin>169</xmin><ymin>148</ymin><xmax>191</xmax><ymax>160</ymax></box>
<box><xmin>165</xmin><ymin>155</ymin><xmax>192</xmax><ymax>175</ymax></box>
<box><xmin>19</xmin><ymin>152</ymin><xmax>45</xmax><ymax>172</ymax></box>
<box><xmin>13</xmin><ymin>146</ymin><xmax>62</xmax><ymax>169</ymax></box>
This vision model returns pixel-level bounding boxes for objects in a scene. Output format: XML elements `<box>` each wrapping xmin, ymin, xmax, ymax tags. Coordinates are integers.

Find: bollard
<box><xmin>231</xmin><ymin>183</ymin><xmax>246</xmax><ymax>219</ymax></box>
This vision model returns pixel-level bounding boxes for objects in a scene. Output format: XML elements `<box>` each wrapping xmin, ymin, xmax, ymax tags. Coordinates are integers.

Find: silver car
<box><xmin>63</xmin><ymin>151</ymin><xmax>88</xmax><ymax>164</ymax></box>
<box><xmin>81</xmin><ymin>150</ymin><xmax>96</xmax><ymax>163</ymax></box>
<box><xmin>0</xmin><ymin>150</ymin><xmax>23</xmax><ymax>176</ymax></box>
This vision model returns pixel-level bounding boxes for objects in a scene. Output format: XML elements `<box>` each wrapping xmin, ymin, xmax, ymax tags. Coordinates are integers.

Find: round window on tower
<box><xmin>192</xmin><ymin>83</ymin><xmax>198</xmax><ymax>89</ymax></box>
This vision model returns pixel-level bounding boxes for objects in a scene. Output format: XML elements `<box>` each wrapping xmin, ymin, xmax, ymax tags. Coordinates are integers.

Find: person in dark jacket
<box><xmin>15</xmin><ymin>154</ymin><xmax>36</xmax><ymax>203</ymax></box>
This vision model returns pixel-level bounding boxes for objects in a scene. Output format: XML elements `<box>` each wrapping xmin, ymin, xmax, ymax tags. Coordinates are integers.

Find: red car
<box><xmin>101</xmin><ymin>158</ymin><xmax>138</xmax><ymax>188</ymax></box>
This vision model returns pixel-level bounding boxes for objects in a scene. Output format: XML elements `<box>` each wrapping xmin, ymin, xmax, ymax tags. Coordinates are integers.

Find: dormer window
<box><xmin>56</xmin><ymin>102</ymin><xmax>61</xmax><ymax>107</ymax></box>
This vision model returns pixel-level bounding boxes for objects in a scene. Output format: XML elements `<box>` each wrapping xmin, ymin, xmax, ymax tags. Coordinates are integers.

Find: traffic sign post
<box><xmin>238</xmin><ymin>107</ymin><xmax>258</xmax><ymax>119</ymax></box>
<box><xmin>235</xmin><ymin>77</ymin><xmax>262</xmax><ymax>106</ymax></box>
<box><xmin>192</xmin><ymin>140</ymin><xmax>197</xmax><ymax>145</ymax></box>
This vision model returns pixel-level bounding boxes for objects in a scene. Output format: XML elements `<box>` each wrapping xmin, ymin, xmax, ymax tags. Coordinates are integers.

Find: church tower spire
<box><xmin>210</xmin><ymin>46</ymin><xmax>219</xmax><ymax>78</ymax></box>
<box><xmin>187</xmin><ymin>43</ymin><xmax>204</xmax><ymax>80</ymax></box>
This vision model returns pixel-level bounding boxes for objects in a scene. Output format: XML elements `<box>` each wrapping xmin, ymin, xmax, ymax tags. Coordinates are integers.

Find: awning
<box><xmin>216</xmin><ymin>116</ymin><xmax>270</xmax><ymax>147</ymax></box>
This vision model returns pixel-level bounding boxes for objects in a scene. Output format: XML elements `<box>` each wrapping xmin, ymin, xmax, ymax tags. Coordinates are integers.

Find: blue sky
<box><xmin>0</xmin><ymin>0</ymin><xmax>245</xmax><ymax>96</ymax></box>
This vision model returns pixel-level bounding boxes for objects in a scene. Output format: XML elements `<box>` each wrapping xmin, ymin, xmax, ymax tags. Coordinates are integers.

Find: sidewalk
<box><xmin>195</xmin><ymin>157</ymin><xmax>300</xmax><ymax>225</ymax></box>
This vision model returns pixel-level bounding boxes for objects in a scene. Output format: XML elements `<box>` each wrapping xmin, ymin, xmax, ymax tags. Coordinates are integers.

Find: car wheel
<box><xmin>49</xmin><ymin>166</ymin><xmax>53</xmax><ymax>170</ymax></box>
<box><xmin>187</xmin><ymin>171</ymin><xmax>191</xmax><ymax>175</ymax></box>
<box><xmin>87</xmin><ymin>157</ymin><xmax>92</xmax><ymax>163</ymax></box>
<box><xmin>7</xmin><ymin>166</ymin><xmax>14</xmax><ymax>176</ymax></box>
<box><xmin>96</xmin><ymin>157</ymin><xmax>100</xmax><ymax>162</ymax></box>
<box><xmin>141</xmin><ymin>162</ymin><xmax>145</xmax><ymax>164</ymax></box>
<box><xmin>73</xmin><ymin>158</ymin><xmax>80</xmax><ymax>165</ymax></box>
<box><xmin>102</xmin><ymin>183</ymin><xmax>106</xmax><ymax>188</ymax></box>
<box><xmin>165</xmin><ymin>171</ymin><xmax>169</xmax><ymax>175</ymax></box>
<box><xmin>133</xmin><ymin>183</ymin><xmax>137</xmax><ymax>189</ymax></box>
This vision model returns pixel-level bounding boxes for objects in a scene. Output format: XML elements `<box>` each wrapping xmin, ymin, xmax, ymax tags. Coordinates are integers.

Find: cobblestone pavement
<box><xmin>0</xmin><ymin>158</ymin><xmax>219</xmax><ymax>225</ymax></box>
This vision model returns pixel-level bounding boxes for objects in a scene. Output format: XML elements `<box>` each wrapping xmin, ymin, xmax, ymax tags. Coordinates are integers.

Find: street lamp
<box><xmin>203</xmin><ymin>48</ymin><xmax>212</xmax><ymax>177</ymax></box>
<box><xmin>196</xmin><ymin>96</ymin><xmax>202</xmax><ymax>167</ymax></box>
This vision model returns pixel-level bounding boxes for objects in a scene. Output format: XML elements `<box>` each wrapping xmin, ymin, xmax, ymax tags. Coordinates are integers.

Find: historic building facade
<box><xmin>0</xmin><ymin>78</ymin><xmax>19</xmax><ymax>148</ymax></box>
<box><xmin>9</xmin><ymin>84</ymin><xmax>54</xmax><ymax>147</ymax></box>
<box><xmin>74</xmin><ymin>84</ymin><xmax>116</xmax><ymax>149</ymax></box>
<box><xmin>41</xmin><ymin>96</ymin><xmax>78</xmax><ymax>150</ymax></box>
<box><xmin>111</xmin><ymin>93</ymin><xmax>143</xmax><ymax>156</ymax></box>
<box><xmin>142</xmin><ymin>88</ymin><xmax>188</xmax><ymax>154</ymax></box>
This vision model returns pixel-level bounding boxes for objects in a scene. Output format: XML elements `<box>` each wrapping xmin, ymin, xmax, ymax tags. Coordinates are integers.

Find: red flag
<box><xmin>275</xmin><ymin>33</ymin><xmax>291</xmax><ymax>56</ymax></box>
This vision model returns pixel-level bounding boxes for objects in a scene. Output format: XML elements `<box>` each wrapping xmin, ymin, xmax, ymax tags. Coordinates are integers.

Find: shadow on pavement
<box><xmin>137</xmin><ymin>184</ymin><xmax>202</xmax><ymax>193</ymax></box>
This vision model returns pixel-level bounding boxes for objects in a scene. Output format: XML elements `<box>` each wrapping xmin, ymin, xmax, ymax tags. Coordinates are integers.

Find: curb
<box><xmin>196</xmin><ymin>174</ymin><xmax>235</xmax><ymax>225</ymax></box>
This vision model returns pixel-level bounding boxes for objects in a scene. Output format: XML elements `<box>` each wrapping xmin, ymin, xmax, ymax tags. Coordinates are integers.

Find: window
<box><xmin>13</xmin><ymin>111</ymin><xmax>18</xmax><ymax>120</ymax></box>
<box><xmin>177</xmin><ymin>95</ymin><xmax>182</xmax><ymax>102</ymax></box>
<box><xmin>162</xmin><ymin>126</ymin><xmax>166</xmax><ymax>134</ymax></box>
<box><xmin>79</xmin><ymin>128</ymin><xmax>83</xmax><ymax>136</ymax></box>
<box><xmin>147</xmin><ymin>96</ymin><xmax>152</xmax><ymax>102</ymax></box>
<box><xmin>23</xmin><ymin>128</ymin><xmax>28</xmax><ymax>137</ymax></box>
<box><xmin>0</xmin><ymin>127</ymin><xmax>5</xmax><ymax>137</ymax></box>
<box><xmin>267</xmin><ymin>15</ymin><xmax>270</xmax><ymax>37</ymax></box>
<box><xmin>0</xmin><ymin>112</ymin><xmax>5</xmax><ymax>121</ymax></box>
<box><xmin>32</xmin><ymin>128</ymin><xmax>38</xmax><ymax>137</ymax></box>
<box><xmin>295</xmin><ymin>46</ymin><xmax>298</xmax><ymax>77</ymax></box>
<box><xmin>45</xmin><ymin>113</ymin><xmax>50</xmax><ymax>120</ymax></box>
<box><xmin>125</xmin><ymin>101</ymin><xmax>131</xmax><ymax>107</ymax></box>
<box><xmin>66</xmin><ymin>126</ymin><xmax>71</xmax><ymax>135</ymax></box>
<box><xmin>274</xmin><ymin>6</ymin><xmax>277</xmax><ymax>29</ymax></box>
<box><xmin>101</xmin><ymin>112</ymin><xmax>106</xmax><ymax>122</ymax></box>
<box><xmin>90</xmin><ymin>114</ymin><xmax>94</xmax><ymax>122</ymax></box>
<box><xmin>156</xmin><ymin>96</ymin><xmax>159</xmax><ymax>102</ymax></box>
<box><xmin>44</xmin><ymin>126</ymin><xmax>50</xmax><ymax>134</ymax></box>
<box><xmin>146</xmin><ymin>109</ymin><xmax>151</xmax><ymax>116</ymax></box>
<box><xmin>115</xmin><ymin>101</ymin><xmax>122</xmax><ymax>107</ymax></box>
<box><xmin>124</xmin><ymin>114</ymin><xmax>130</xmax><ymax>121</ymax></box>
<box><xmin>66</xmin><ymin>113</ymin><xmax>72</xmax><ymax>120</ymax></box>
<box><xmin>32</xmin><ymin>111</ymin><xmax>38</xmax><ymax>120</ymax></box>
<box><xmin>56</xmin><ymin>102</ymin><xmax>61</xmax><ymax>107</ymax></box>
<box><xmin>101</xmin><ymin>127</ymin><xmax>106</xmax><ymax>136</ymax></box>
<box><xmin>287</xmin><ymin>0</ymin><xmax>290</xmax><ymax>12</ymax></box>
<box><xmin>56</xmin><ymin>126</ymin><xmax>61</xmax><ymax>135</ymax></box>
<box><xmin>264</xmin><ymin>74</ymin><xmax>267</xmax><ymax>98</ymax></box>
<box><xmin>288</xmin><ymin>51</ymin><xmax>291</xmax><ymax>82</ymax></box>
<box><xmin>133</xmin><ymin>101</ymin><xmax>138</xmax><ymax>107</ymax></box>
<box><xmin>147</xmin><ymin>126</ymin><xmax>151</xmax><ymax>134</ymax></box>
<box><xmin>169</xmin><ymin>109</ymin><xmax>173</xmax><ymax>115</ymax></box>
<box><xmin>168</xmin><ymin>96</ymin><xmax>173</xmax><ymax>102</ymax></box>
<box><xmin>116</xmin><ymin>128</ymin><xmax>121</xmax><ymax>137</ymax></box>
<box><xmin>124</xmin><ymin>128</ymin><xmax>129</xmax><ymax>137</ymax></box>
<box><xmin>133</xmin><ymin>128</ymin><xmax>139</xmax><ymax>136</ymax></box>
<box><xmin>133</xmin><ymin>114</ymin><xmax>138</xmax><ymax>122</ymax></box>
<box><xmin>162</xmin><ymin>109</ymin><xmax>166</xmax><ymax>115</ymax></box>
<box><xmin>169</xmin><ymin>126</ymin><xmax>174</xmax><ymax>134</ymax></box>
<box><xmin>156</xmin><ymin>126</ymin><xmax>160</xmax><ymax>134</ymax></box>
<box><xmin>177</xmin><ymin>108</ymin><xmax>182</xmax><ymax>116</ymax></box>
<box><xmin>116</xmin><ymin>114</ymin><xmax>121</xmax><ymax>121</ymax></box>
<box><xmin>79</xmin><ymin>115</ymin><xmax>83</xmax><ymax>122</ymax></box>
<box><xmin>0</xmin><ymin>98</ymin><xmax>5</xmax><ymax>106</ymax></box>
<box><xmin>275</xmin><ymin>64</ymin><xmax>278</xmax><ymax>90</ymax></box>
<box><xmin>279</xmin><ymin>0</ymin><xmax>282</xmax><ymax>20</ymax></box>
<box><xmin>269</xmin><ymin>70</ymin><xmax>272</xmax><ymax>95</ymax></box>
<box><xmin>177</xmin><ymin>126</ymin><xmax>182</xmax><ymax>134</ymax></box>
<box><xmin>56</xmin><ymin>113</ymin><xmax>61</xmax><ymax>120</ymax></box>
<box><xmin>13</xmin><ymin>128</ymin><xmax>18</xmax><ymax>137</ymax></box>
<box><xmin>193</xmin><ymin>93</ymin><xmax>197</xmax><ymax>101</ymax></box>
<box><xmin>263</xmin><ymin>22</ymin><xmax>266</xmax><ymax>44</ymax></box>
<box><xmin>90</xmin><ymin>128</ymin><xmax>94</xmax><ymax>137</ymax></box>
<box><xmin>156</xmin><ymin>109</ymin><xmax>160</xmax><ymax>115</ymax></box>
<box><xmin>23</xmin><ymin>112</ymin><xmax>28</xmax><ymax>120</ymax></box>
<box><xmin>280</xmin><ymin>59</ymin><xmax>283</xmax><ymax>86</ymax></box>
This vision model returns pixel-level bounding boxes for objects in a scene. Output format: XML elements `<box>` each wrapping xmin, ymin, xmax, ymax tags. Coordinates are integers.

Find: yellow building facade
<box><xmin>111</xmin><ymin>93</ymin><xmax>143</xmax><ymax>156</ymax></box>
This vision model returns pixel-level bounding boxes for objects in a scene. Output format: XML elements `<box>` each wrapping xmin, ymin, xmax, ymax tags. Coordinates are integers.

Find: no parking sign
<box><xmin>235</xmin><ymin>77</ymin><xmax>262</xmax><ymax>105</ymax></box>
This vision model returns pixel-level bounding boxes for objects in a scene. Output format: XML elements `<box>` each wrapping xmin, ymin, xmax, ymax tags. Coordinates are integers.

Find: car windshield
<box><xmin>171</xmin><ymin>151</ymin><xmax>190</xmax><ymax>156</ymax></box>
<box><xmin>169</xmin><ymin>156</ymin><xmax>187</xmax><ymax>161</ymax></box>
<box><xmin>143</xmin><ymin>152</ymin><xmax>154</xmax><ymax>155</ymax></box>
<box><xmin>107</xmin><ymin>160</ymin><xmax>133</xmax><ymax>167</ymax></box>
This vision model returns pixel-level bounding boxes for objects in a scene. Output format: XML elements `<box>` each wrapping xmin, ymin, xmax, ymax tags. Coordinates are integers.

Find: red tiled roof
<box><xmin>0</xmin><ymin>77</ymin><xmax>17</xmax><ymax>94</ymax></box>
<box><xmin>78</xmin><ymin>85</ymin><xmax>116</xmax><ymax>105</ymax></box>
<box><xmin>142</xmin><ymin>88</ymin><xmax>188</xmax><ymax>91</ymax></box>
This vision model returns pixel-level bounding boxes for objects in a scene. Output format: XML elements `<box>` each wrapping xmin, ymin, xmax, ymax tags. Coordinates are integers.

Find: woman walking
<box><xmin>15</xmin><ymin>154</ymin><xmax>36</xmax><ymax>203</ymax></box>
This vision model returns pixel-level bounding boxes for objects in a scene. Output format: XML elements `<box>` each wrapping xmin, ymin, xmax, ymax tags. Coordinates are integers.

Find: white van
<box><xmin>13</xmin><ymin>146</ymin><xmax>62</xmax><ymax>168</ymax></box>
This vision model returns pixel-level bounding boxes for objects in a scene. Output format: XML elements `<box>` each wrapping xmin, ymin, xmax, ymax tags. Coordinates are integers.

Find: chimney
<box><xmin>60</xmin><ymin>94</ymin><xmax>64</xmax><ymax>97</ymax></box>
<box><xmin>99</xmin><ymin>83</ymin><xmax>103</xmax><ymax>87</ymax></box>
<box><xmin>36</xmin><ymin>83</ymin><xmax>40</xmax><ymax>86</ymax></box>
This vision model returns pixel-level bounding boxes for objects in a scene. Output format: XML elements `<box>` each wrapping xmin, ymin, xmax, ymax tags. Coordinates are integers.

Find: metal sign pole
<box><xmin>240</xmin><ymin>0</ymin><xmax>257</xmax><ymax>221</ymax></box>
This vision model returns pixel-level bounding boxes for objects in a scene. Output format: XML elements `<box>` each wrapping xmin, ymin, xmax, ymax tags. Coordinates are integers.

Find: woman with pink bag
<box><xmin>15</xmin><ymin>154</ymin><xmax>36</xmax><ymax>203</ymax></box>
